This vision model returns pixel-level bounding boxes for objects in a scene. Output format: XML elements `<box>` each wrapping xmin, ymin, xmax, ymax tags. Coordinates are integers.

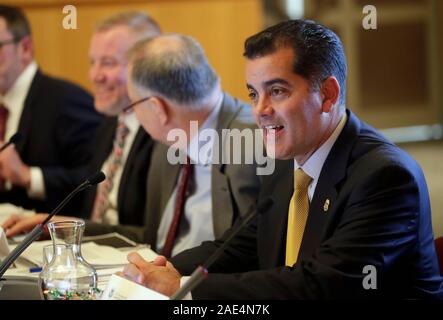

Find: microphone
<box><xmin>0</xmin><ymin>132</ymin><xmax>23</xmax><ymax>153</ymax></box>
<box><xmin>170</xmin><ymin>198</ymin><xmax>273</xmax><ymax>300</ymax></box>
<box><xmin>0</xmin><ymin>171</ymin><xmax>106</xmax><ymax>277</ymax></box>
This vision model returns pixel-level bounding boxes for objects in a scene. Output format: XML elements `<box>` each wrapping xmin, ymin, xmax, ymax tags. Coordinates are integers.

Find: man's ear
<box><xmin>150</xmin><ymin>97</ymin><xmax>169</xmax><ymax>125</ymax></box>
<box><xmin>18</xmin><ymin>36</ymin><xmax>34</xmax><ymax>64</ymax></box>
<box><xmin>320</xmin><ymin>76</ymin><xmax>340</xmax><ymax>113</ymax></box>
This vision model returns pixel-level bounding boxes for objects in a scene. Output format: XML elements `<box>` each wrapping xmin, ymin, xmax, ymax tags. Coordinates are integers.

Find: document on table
<box><xmin>0</xmin><ymin>203</ymin><xmax>35</xmax><ymax>225</ymax></box>
<box><xmin>4</xmin><ymin>240</ymin><xmax>159</xmax><ymax>291</ymax></box>
<box><xmin>101</xmin><ymin>274</ymin><xmax>168</xmax><ymax>300</ymax></box>
<box><xmin>10</xmin><ymin>239</ymin><xmax>157</xmax><ymax>267</ymax></box>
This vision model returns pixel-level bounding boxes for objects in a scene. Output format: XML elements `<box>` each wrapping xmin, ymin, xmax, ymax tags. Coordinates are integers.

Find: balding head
<box><xmin>128</xmin><ymin>33</ymin><xmax>220</xmax><ymax>109</ymax></box>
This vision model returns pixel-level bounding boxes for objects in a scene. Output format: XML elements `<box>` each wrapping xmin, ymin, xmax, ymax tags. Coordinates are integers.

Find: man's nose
<box><xmin>255</xmin><ymin>96</ymin><xmax>274</xmax><ymax>117</ymax></box>
<box><xmin>89</xmin><ymin>64</ymin><xmax>105</xmax><ymax>83</ymax></box>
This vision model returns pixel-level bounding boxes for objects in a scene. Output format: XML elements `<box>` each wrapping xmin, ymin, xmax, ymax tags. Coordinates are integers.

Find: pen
<box><xmin>29</xmin><ymin>267</ymin><xmax>42</xmax><ymax>273</ymax></box>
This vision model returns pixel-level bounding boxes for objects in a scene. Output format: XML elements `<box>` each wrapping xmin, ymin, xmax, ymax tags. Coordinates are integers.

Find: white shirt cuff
<box><xmin>179</xmin><ymin>276</ymin><xmax>193</xmax><ymax>300</ymax></box>
<box><xmin>27</xmin><ymin>167</ymin><xmax>46</xmax><ymax>200</ymax></box>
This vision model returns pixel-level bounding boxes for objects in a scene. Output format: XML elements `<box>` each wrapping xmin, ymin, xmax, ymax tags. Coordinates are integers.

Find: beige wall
<box><xmin>402</xmin><ymin>141</ymin><xmax>443</xmax><ymax>238</ymax></box>
<box><xmin>7</xmin><ymin>0</ymin><xmax>263</xmax><ymax>102</ymax></box>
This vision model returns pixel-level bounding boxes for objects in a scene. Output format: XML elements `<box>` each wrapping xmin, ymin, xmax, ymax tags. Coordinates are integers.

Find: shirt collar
<box><xmin>187</xmin><ymin>95</ymin><xmax>223</xmax><ymax>166</ymax></box>
<box><xmin>294</xmin><ymin>112</ymin><xmax>347</xmax><ymax>182</ymax></box>
<box><xmin>118</xmin><ymin>110</ymin><xmax>139</xmax><ymax>134</ymax></box>
<box><xmin>1</xmin><ymin>61</ymin><xmax>38</xmax><ymax>108</ymax></box>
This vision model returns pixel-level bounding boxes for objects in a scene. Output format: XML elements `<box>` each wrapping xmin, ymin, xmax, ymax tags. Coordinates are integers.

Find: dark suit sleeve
<box><xmin>40</xmin><ymin>83</ymin><xmax>102</xmax><ymax>212</ymax></box>
<box><xmin>172</xmin><ymin>164</ymin><xmax>433</xmax><ymax>299</ymax></box>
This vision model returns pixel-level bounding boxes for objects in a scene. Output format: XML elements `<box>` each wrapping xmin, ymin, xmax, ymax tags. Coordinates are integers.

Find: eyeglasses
<box><xmin>123</xmin><ymin>96</ymin><xmax>153</xmax><ymax>114</ymax></box>
<box><xmin>0</xmin><ymin>38</ymin><xmax>18</xmax><ymax>49</ymax></box>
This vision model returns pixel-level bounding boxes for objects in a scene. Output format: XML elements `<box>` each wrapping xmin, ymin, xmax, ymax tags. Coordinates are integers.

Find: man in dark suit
<box><xmin>81</xmin><ymin>12</ymin><xmax>160</xmax><ymax>225</ymax></box>
<box><xmin>2</xmin><ymin>12</ymin><xmax>160</xmax><ymax>235</ymax></box>
<box><xmin>120</xmin><ymin>20</ymin><xmax>443</xmax><ymax>299</ymax></box>
<box><xmin>0</xmin><ymin>5</ymin><xmax>102</xmax><ymax>214</ymax></box>
<box><xmin>85</xmin><ymin>34</ymin><xmax>262</xmax><ymax>256</ymax></box>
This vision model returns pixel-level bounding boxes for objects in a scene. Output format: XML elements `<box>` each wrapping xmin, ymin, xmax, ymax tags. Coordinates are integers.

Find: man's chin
<box><xmin>94</xmin><ymin>100</ymin><xmax>121</xmax><ymax>116</ymax></box>
<box><xmin>272</xmin><ymin>146</ymin><xmax>295</xmax><ymax>160</ymax></box>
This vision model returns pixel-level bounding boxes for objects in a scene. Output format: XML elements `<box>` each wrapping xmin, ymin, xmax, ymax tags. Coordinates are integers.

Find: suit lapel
<box><xmin>81</xmin><ymin>117</ymin><xmax>117</xmax><ymax>218</ymax></box>
<box><xmin>95</xmin><ymin>117</ymin><xmax>117</xmax><ymax>168</ymax></box>
<box><xmin>298</xmin><ymin>110</ymin><xmax>361</xmax><ymax>261</ymax></box>
<box><xmin>117</xmin><ymin>126</ymin><xmax>144</xmax><ymax>208</ymax></box>
<box><xmin>160</xmin><ymin>149</ymin><xmax>181</xmax><ymax>212</ymax></box>
<box><xmin>211</xmin><ymin>94</ymin><xmax>244</xmax><ymax>237</ymax></box>
<box><xmin>258</xmin><ymin>159</ymin><xmax>294</xmax><ymax>268</ymax></box>
<box><xmin>213</xmin><ymin>94</ymin><xmax>244</xmax><ymax>172</ymax></box>
<box><xmin>144</xmin><ymin>143</ymin><xmax>180</xmax><ymax>247</ymax></box>
<box><xmin>16</xmin><ymin>71</ymin><xmax>42</xmax><ymax>155</ymax></box>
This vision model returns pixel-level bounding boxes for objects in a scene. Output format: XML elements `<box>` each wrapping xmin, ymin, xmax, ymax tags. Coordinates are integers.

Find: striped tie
<box><xmin>91</xmin><ymin>119</ymin><xmax>129</xmax><ymax>223</ymax></box>
<box><xmin>285</xmin><ymin>168</ymin><xmax>312</xmax><ymax>266</ymax></box>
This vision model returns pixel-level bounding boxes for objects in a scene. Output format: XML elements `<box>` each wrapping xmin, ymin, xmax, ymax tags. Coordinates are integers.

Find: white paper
<box><xmin>0</xmin><ymin>203</ymin><xmax>35</xmax><ymax>225</ymax></box>
<box><xmin>0</xmin><ymin>227</ymin><xmax>11</xmax><ymax>260</ymax></box>
<box><xmin>5</xmin><ymin>238</ymin><xmax>160</xmax><ymax>293</ymax></box>
<box><xmin>13</xmin><ymin>241</ymin><xmax>157</xmax><ymax>267</ymax></box>
<box><xmin>101</xmin><ymin>274</ymin><xmax>168</xmax><ymax>300</ymax></box>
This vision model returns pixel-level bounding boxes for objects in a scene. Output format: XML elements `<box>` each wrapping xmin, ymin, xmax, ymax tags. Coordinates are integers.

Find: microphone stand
<box><xmin>170</xmin><ymin>199</ymin><xmax>273</xmax><ymax>300</ymax></box>
<box><xmin>0</xmin><ymin>171</ymin><xmax>105</xmax><ymax>278</ymax></box>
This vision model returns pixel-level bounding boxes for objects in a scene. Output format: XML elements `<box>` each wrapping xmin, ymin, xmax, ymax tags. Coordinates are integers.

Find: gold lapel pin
<box><xmin>323</xmin><ymin>199</ymin><xmax>330</xmax><ymax>212</ymax></box>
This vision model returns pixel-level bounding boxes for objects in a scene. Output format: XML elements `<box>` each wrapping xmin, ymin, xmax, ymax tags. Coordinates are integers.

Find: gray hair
<box><xmin>129</xmin><ymin>34</ymin><xmax>219</xmax><ymax>108</ymax></box>
<box><xmin>95</xmin><ymin>11</ymin><xmax>161</xmax><ymax>39</ymax></box>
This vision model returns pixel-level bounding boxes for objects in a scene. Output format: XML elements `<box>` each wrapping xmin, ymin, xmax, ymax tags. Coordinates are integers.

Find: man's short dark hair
<box><xmin>244</xmin><ymin>19</ymin><xmax>347</xmax><ymax>105</ymax></box>
<box><xmin>0</xmin><ymin>5</ymin><xmax>31</xmax><ymax>40</ymax></box>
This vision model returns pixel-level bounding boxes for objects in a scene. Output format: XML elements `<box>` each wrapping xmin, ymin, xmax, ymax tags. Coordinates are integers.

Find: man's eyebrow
<box><xmin>246</xmin><ymin>78</ymin><xmax>291</xmax><ymax>91</ymax></box>
<box><xmin>263</xmin><ymin>78</ymin><xmax>290</xmax><ymax>87</ymax></box>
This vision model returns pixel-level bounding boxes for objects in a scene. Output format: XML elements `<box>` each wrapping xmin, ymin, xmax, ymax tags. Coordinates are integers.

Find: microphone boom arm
<box><xmin>0</xmin><ymin>171</ymin><xmax>105</xmax><ymax>278</ymax></box>
<box><xmin>170</xmin><ymin>199</ymin><xmax>273</xmax><ymax>300</ymax></box>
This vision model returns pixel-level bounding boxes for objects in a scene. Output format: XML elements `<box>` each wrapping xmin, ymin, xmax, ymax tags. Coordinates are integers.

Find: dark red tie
<box><xmin>162</xmin><ymin>157</ymin><xmax>194</xmax><ymax>258</ymax></box>
<box><xmin>0</xmin><ymin>104</ymin><xmax>9</xmax><ymax>191</ymax></box>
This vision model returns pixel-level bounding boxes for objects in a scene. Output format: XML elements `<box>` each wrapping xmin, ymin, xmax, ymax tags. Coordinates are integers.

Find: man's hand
<box><xmin>1</xmin><ymin>213</ymin><xmax>48</xmax><ymax>237</ymax></box>
<box><xmin>119</xmin><ymin>253</ymin><xmax>181</xmax><ymax>297</ymax></box>
<box><xmin>0</xmin><ymin>144</ymin><xmax>31</xmax><ymax>189</ymax></box>
<box><xmin>1</xmin><ymin>213</ymin><xmax>73</xmax><ymax>237</ymax></box>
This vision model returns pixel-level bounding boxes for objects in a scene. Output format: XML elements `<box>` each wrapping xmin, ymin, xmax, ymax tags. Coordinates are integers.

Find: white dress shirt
<box><xmin>179</xmin><ymin>112</ymin><xmax>348</xmax><ymax>300</ymax></box>
<box><xmin>0</xmin><ymin>61</ymin><xmax>45</xmax><ymax>199</ymax></box>
<box><xmin>99</xmin><ymin>112</ymin><xmax>140</xmax><ymax>225</ymax></box>
<box><xmin>157</xmin><ymin>97</ymin><xmax>223</xmax><ymax>257</ymax></box>
<box><xmin>294</xmin><ymin>113</ymin><xmax>347</xmax><ymax>201</ymax></box>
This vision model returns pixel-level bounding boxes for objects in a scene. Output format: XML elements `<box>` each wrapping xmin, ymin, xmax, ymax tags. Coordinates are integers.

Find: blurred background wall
<box><xmin>6</xmin><ymin>0</ymin><xmax>442</xmax><ymax>237</ymax></box>
<box><xmin>6</xmin><ymin>0</ymin><xmax>263</xmax><ymax>102</ymax></box>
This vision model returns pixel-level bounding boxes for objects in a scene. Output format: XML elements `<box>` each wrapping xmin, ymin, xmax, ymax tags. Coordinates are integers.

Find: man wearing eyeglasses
<box><xmin>2</xmin><ymin>11</ymin><xmax>160</xmax><ymax>234</ymax></box>
<box><xmin>116</xmin><ymin>33</ymin><xmax>262</xmax><ymax>257</ymax></box>
<box><xmin>0</xmin><ymin>5</ymin><xmax>102</xmax><ymax>214</ymax></box>
<box><xmin>4</xmin><ymin>32</ymin><xmax>263</xmax><ymax>260</ymax></box>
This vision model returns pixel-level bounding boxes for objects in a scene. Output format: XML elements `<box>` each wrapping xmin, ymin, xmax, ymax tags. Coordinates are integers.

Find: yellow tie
<box><xmin>285</xmin><ymin>168</ymin><xmax>312</xmax><ymax>266</ymax></box>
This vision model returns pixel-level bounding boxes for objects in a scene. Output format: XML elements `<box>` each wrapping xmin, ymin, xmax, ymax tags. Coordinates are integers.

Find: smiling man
<box><xmin>0</xmin><ymin>5</ymin><xmax>102</xmax><ymax>214</ymax></box>
<box><xmin>2</xmin><ymin>12</ymin><xmax>161</xmax><ymax>235</ymax></box>
<box><xmin>83</xmin><ymin>12</ymin><xmax>160</xmax><ymax>226</ymax></box>
<box><xmin>120</xmin><ymin>19</ymin><xmax>443</xmax><ymax>299</ymax></box>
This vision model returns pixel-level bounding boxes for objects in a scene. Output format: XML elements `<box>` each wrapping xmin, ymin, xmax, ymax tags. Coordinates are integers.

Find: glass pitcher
<box><xmin>39</xmin><ymin>220</ymin><xmax>98</xmax><ymax>300</ymax></box>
